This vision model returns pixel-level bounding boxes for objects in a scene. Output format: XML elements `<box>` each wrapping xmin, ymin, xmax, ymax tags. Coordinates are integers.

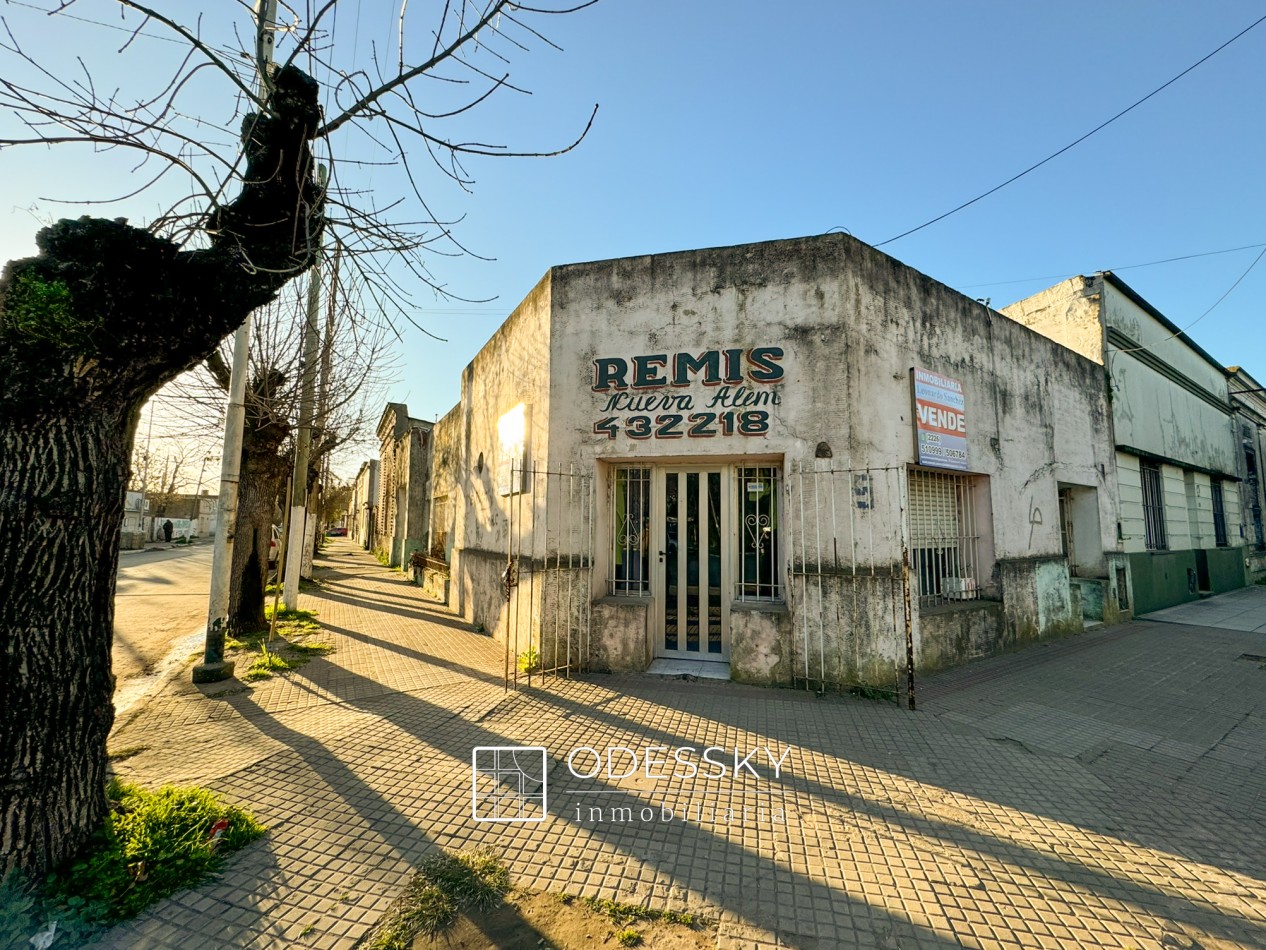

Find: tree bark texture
<box><xmin>0</xmin><ymin>66</ymin><xmax>323</xmax><ymax>877</ymax></box>
<box><xmin>229</xmin><ymin>432</ymin><xmax>290</xmax><ymax>635</ymax></box>
<box><xmin>0</xmin><ymin>412</ymin><xmax>132</xmax><ymax>878</ymax></box>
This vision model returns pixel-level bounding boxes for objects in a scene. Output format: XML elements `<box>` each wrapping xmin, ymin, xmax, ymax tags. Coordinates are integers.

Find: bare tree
<box><xmin>0</xmin><ymin>0</ymin><xmax>599</xmax><ymax>877</ymax></box>
<box><xmin>169</xmin><ymin>265</ymin><xmax>397</xmax><ymax>635</ymax></box>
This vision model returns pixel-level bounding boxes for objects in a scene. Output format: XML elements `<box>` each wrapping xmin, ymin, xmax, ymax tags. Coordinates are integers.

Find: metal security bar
<box><xmin>908</xmin><ymin>468</ymin><xmax>981</xmax><ymax>608</ymax></box>
<box><xmin>1140</xmin><ymin>460</ymin><xmax>1167</xmax><ymax>551</ymax></box>
<box><xmin>1211</xmin><ymin>479</ymin><xmax>1228</xmax><ymax>548</ymax></box>
<box><xmin>786</xmin><ymin>461</ymin><xmax>914</xmax><ymax>707</ymax></box>
<box><xmin>505</xmin><ymin>463</ymin><xmax>595</xmax><ymax>689</ymax></box>
<box><xmin>737</xmin><ymin>466</ymin><xmax>782</xmax><ymax>600</ymax></box>
<box><xmin>609</xmin><ymin>467</ymin><xmax>651</xmax><ymax>595</ymax></box>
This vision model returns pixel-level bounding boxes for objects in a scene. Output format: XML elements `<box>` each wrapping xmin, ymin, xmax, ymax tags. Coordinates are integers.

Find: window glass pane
<box><xmin>707</xmin><ymin>471</ymin><xmax>722</xmax><ymax>653</ymax></box>
<box><xmin>685</xmin><ymin>472</ymin><xmax>700</xmax><ymax>651</ymax></box>
<box><xmin>664</xmin><ymin>472</ymin><xmax>678</xmax><ymax>649</ymax></box>
<box><xmin>611</xmin><ymin>468</ymin><xmax>650</xmax><ymax>594</ymax></box>
<box><xmin>738</xmin><ymin>466</ymin><xmax>781</xmax><ymax>600</ymax></box>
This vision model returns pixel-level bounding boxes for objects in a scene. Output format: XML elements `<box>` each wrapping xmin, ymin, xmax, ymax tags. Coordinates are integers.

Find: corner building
<box><xmin>424</xmin><ymin>234</ymin><xmax>1130</xmax><ymax>693</ymax></box>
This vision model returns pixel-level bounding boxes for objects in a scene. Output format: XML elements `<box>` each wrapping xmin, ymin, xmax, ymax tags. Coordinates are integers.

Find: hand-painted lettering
<box><xmin>746</xmin><ymin>346</ymin><xmax>784</xmax><ymax>382</ymax></box>
<box><xmin>632</xmin><ymin>354</ymin><xmax>668</xmax><ymax>388</ymax></box>
<box><xmin>593</xmin><ymin>358</ymin><xmax>628</xmax><ymax>392</ymax></box>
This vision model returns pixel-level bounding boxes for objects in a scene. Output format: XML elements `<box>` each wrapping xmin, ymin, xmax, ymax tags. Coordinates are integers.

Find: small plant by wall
<box><xmin>516</xmin><ymin>648</ymin><xmax>540</xmax><ymax>674</ymax></box>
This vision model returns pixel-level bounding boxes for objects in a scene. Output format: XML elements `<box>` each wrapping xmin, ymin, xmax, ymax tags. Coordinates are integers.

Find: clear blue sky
<box><xmin>2</xmin><ymin>1</ymin><xmax>1264</xmax><ymax>441</ymax></box>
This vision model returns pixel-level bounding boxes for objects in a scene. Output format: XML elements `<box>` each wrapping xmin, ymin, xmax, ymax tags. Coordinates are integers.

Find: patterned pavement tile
<box><xmin>90</xmin><ymin>542</ymin><xmax>1266</xmax><ymax>949</ymax></box>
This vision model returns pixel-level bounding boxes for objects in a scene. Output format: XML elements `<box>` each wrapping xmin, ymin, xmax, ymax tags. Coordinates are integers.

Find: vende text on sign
<box><xmin>911</xmin><ymin>367</ymin><xmax>968</xmax><ymax>471</ymax></box>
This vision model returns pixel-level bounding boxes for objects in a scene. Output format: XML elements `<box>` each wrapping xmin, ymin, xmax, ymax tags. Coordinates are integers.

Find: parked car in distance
<box><xmin>269</xmin><ymin>525</ymin><xmax>281</xmax><ymax>564</ymax></box>
<box><xmin>326</xmin><ymin>526</ymin><xmax>348</xmax><ymax>537</ymax></box>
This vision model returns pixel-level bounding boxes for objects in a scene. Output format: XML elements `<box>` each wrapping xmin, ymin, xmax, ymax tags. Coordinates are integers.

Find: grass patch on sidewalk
<box><xmin>1</xmin><ymin>780</ymin><xmax>265</xmax><ymax>946</ymax></box>
<box><xmin>223</xmin><ymin>607</ymin><xmax>333</xmax><ymax>683</ymax></box>
<box><xmin>366</xmin><ymin>848</ymin><xmax>510</xmax><ymax>949</ymax></box>
<box><xmin>360</xmin><ymin>849</ymin><xmax>713</xmax><ymax>950</ymax></box>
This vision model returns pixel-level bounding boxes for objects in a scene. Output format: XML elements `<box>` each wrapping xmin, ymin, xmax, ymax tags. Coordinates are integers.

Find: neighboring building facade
<box><xmin>348</xmin><ymin>459</ymin><xmax>380</xmax><ymax>550</ymax></box>
<box><xmin>1003</xmin><ymin>273</ymin><xmax>1246</xmax><ymax>613</ymax></box>
<box><xmin>1229</xmin><ymin>367</ymin><xmax>1266</xmax><ymax>581</ymax></box>
<box><xmin>122</xmin><ymin>491</ymin><xmax>146</xmax><ymax>550</ymax></box>
<box><xmin>426</xmin><ymin>234</ymin><xmax>1130</xmax><ymax>691</ymax></box>
<box><xmin>376</xmin><ymin>404</ymin><xmax>433</xmax><ymax>567</ymax></box>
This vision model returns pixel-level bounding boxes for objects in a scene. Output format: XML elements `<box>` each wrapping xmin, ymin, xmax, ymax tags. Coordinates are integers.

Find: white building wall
<box><xmin>547</xmin><ymin>240</ymin><xmax>1118</xmax><ymax>566</ymax></box>
<box><xmin>447</xmin><ymin>274</ymin><xmax>554</xmax><ymax>634</ymax></box>
<box><xmin>1000</xmin><ymin>276</ymin><xmax>1105</xmax><ymax>364</ymax></box>
<box><xmin>1116</xmin><ymin>452</ymin><xmax>1145</xmax><ymax>555</ymax></box>
<box><xmin>1005</xmin><ymin>273</ymin><xmax>1248</xmax><ymax>611</ymax></box>
<box><xmin>436</xmin><ymin>235</ymin><xmax>1142</xmax><ymax>684</ymax></box>
<box><xmin>1102</xmin><ymin>287</ymin><xmax>1229</xmax><ymax>400</ymax></box>
<box><xmin>1108</xmin><ymin>351</ymin><xmax>1236</xmax><ymax>475</ymax></box>
<box><xmin>539</xmin><ymin>235</ymin><xmax>1124</xmax><ymax>678</ymax></box>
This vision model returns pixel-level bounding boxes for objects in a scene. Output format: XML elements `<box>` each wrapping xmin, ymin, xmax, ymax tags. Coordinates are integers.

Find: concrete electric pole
<box><xmin>193</xmin><ymin>0</ymin><xmax>279</xmax><ymax>684</ymax></box>
<box><xmin>283</xmin><ymin>170</ymin><xmax>326</xmax><ymax>612</ymax></box>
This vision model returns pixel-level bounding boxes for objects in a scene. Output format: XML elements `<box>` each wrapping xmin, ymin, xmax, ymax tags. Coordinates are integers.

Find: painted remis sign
<box><xmin>911</xmin><ymin>367</ymin><xmax>968</xmax><ymax>471</ymax></box>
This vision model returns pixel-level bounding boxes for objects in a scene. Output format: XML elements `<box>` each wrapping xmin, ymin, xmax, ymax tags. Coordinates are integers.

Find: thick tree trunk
<box><xmin>229</xmin><ymin>445</ymin><xmax>287</xmax><ymax>635</ymax></box>
<box><xmin>0</xmin><ymin>409</ymin><xmax>132</xmax><ymax>875</ymax></box>
<box><xmin>0</xmin><ymin>65</ymin><xmax>322</xmax><ymax>877</ymax></box>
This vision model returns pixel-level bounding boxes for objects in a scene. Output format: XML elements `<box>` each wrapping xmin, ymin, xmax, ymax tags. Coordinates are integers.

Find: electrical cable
<box><xmin>1107</xmin><ymin>244</ymin><xmax>1266</xmax><ymax>355</ymax></box>
<box><xmin>876</xmin><ymin>12</ymin><xmax>1266</xmax><ymax>248</ymax></box>
<box><xmin>959</xmin><ymin>240</ymin><xmax>1266</xmax><ymax>290</ymax></box>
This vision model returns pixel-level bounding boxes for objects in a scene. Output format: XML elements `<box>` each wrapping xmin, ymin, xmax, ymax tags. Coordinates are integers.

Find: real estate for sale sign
<box><xmin>911</xmin><ymin>367</ymin><xmax>968</xmax><ymax>471</ymax></box>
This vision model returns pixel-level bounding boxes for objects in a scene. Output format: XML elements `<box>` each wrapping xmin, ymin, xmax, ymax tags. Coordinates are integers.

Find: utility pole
<box><xmin>193</xmin><ymin>0</ymin><xmax>278</xmax><ymax>684</ymax></box>
<box><xmin>283</xmin><ymin>170</ymin><xmax>326</xmax><ymax>611</ymax></box>
<box><xmin>137</xmin><ymin>399</ymin><xmax>155</xmax><ymax>542</ymax></box>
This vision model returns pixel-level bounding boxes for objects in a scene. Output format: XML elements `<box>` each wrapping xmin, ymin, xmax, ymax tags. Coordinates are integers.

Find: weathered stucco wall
<box><xmin>538</xmin><ymin>234</ymin><xmax>1121</xmax><ymax>682</ymax></box>
<box><xmin>1005</xmin><ymin>273</ymin><xmax>1248</xmax><ymax>609</ymax></box>
<box><xmin>999</xmin><ymin>277</ymin><xmax>1105</xmax><ymax>365</ymax></box>
<box><xmin>446</xmin><ymin>276</ymin><xmax>554</xmax><ymax>644</ymax></box>
<box><xmin>399</xmin><ymin>424</ymin><xmax>433</xmax><ymax>567</ymax></box>
<box><xmin>428</xmin><ymin>404</ymin><xmax>463</xmax><ymax>558</ymax></box>
<box><xmin>347</xmin><ymin>460</ymin><xmax>378</xmax><ymax>550</ymax></box>
<box><xmin>1231</xmin><ymin>370</ymin><xmax>1266</xmax><ymax>577</ymax></box>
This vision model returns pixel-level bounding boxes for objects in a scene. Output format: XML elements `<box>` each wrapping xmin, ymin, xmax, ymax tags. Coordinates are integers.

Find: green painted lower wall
<box><xmin>1205</xmin><ymin>546</ymin><xmax>1248</xmax><ymax>594</ymax></box>
<box><xmin>1127</xmin><ymin>550</ymin><xmax>1197</xmax><ymax>614</ymax></box>
<box><xmin>1128</xmin><ymin>547</ymin><xmax>1248</xmax><ymax>614</ymax></box>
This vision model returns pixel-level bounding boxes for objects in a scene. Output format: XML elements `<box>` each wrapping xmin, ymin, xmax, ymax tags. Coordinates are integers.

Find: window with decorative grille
<box><xmin>909</xmin><ymin>468</ymin><xmax>983</xmax><ymax>608</ymax></box>
<box><xmin>737</xmin><ymin>466</ymin><xmax>782</xmax><ymax>600</ymax></box>
<box><xmin>609</xmin><ymin>467</ymin><xmax>651</xmax><ymax>595</ymax></box>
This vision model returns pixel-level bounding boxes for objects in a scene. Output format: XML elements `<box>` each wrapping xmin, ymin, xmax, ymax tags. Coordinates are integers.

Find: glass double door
<box><xmin>655</xmin><ymin>468</ymin><xmax>730</xmax><ymax>660</ymax></box>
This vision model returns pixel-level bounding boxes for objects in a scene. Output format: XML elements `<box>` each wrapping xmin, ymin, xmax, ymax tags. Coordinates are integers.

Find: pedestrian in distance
<box><xmin>162</xmin><ymin>519</ymin><xmax>174</xmax><ymax>543</ymax></box>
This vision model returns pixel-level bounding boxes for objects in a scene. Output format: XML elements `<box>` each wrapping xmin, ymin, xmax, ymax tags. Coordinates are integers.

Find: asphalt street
<box><xmin>113</xmin><ymin>544</ymin><xmax>212</xmax><ymax>714</ymax></box>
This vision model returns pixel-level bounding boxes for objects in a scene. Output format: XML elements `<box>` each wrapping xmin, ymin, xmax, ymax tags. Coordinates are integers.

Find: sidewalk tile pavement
<box><xmin>93</xmin><ymin>541</ymin><xmax>1266</xmax><ymax>948</ymax></box>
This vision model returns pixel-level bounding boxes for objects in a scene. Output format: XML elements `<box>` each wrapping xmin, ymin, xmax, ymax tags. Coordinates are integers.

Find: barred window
<box><xmin>909</xmin><ymin>469</ymin><xmax>983</xmax><ymax>608</ymax></box>
<box><xmin>1211</xmin><ymin>480</ymin><xmax>1228</xmax><ymax>548</ymax></box>
<box><xmin>737</xmin><ymin>466</ymin><xmax>782</xmax><ymax>600</ymax></box>
<box><xmin>609</xmin><ymin>467</ymin><xmax>651</xmax><ymax>595</ymax></box>
<box><xmin>1140</xmin><ymin>461</ymin><xmax>1167</xmax><ymax>551</ymax></box>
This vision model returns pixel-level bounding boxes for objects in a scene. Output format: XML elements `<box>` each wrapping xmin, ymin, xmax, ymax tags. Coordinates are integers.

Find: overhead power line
<box><xmin>959</xmin><ymin>240</ymin><xmax>1266</xmax><ymax>290</ymax></box>
<box><xmin>1106</xmin><ymin>243</ymin><xmax>1266</xmax><ymax>357</ymax></box>
<box><xmin>876</xmin><ymin>12</ymin><xmax>1266</xmax><ymax>248</ymax></box>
